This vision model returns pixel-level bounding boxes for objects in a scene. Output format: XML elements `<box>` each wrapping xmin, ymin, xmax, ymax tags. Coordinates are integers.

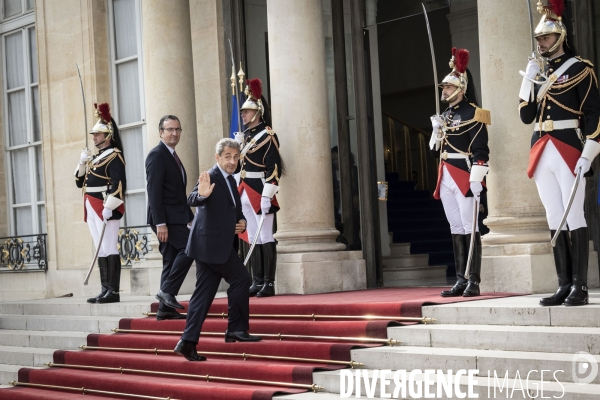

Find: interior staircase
<box><xmin>383</xmin><ymin>172</ymin><xmax>453</xmax><ymax>286</ymax></box>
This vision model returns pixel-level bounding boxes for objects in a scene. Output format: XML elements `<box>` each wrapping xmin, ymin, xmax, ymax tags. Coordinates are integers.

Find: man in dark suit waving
<box><xmin>146</xmin><ymin>115</ymin><xmax>195</xmax><ymax>320</ymax></box>
<box><xmin>174</xmin><ymin>138</ymin><xmax>261</xmax><ymax>362</ymax></box>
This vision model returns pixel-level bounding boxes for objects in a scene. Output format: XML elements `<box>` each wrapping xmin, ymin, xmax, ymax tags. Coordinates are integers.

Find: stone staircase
<box><xmin>0</xmin><ymin>294</ymin><xmax>183</xmax><ymax>385</ymax></box>
<box><xmin>278</xmin><ymin>290</ymin><xmax>600</xmax><ymax>399</ymax></box>
<box><xmin>2</xmin><ymin>292</ymin><xmax>600</xmax><ymax>399</ymax></box>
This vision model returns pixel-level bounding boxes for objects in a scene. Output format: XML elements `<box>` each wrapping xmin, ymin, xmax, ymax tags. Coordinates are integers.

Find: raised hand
<box><xmin>198</xmin><ymin>171</ymin><xmax>215</xmax><ymax>197</ymax></box>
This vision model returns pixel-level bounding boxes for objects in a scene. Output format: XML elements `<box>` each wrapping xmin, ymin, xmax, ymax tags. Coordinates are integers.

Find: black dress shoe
<box><xmin>156</xmin><ymin>290</ymin><xmax>184</xmax><ymax>310</ymax></box>
<box><xmin>462</xmin><ymin>281</ymin><xmax>480</xmax><ymax>297</ymax></box>
<box><xmin>174</xmin><ymin>340</ymin><xmax>206</xmax><ymax>361</ymax></box>
<box><xmin>97</xmin><ymin>291</ymin><xmax>120</xmax><ymax>304</ymax></box>
<box><xmin>440</xmin><ymin>282</ymin><xmax>467</xmax><ymax>297</ymax></box>
<box><xmin>224</xmin><ymin>330</ymin><xmax>262</xmax><ymax>343</ymax></box>
<box><xmin>156</xmin><ymin>310</ymin><xmax>187</xmax><ymax>320</ymax></box>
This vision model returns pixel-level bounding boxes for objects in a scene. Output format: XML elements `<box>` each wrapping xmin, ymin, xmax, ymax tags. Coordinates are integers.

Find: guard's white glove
<box><xmin>102</xmin><ymin>207</ymin><xmax>113</xmax><ymax>221</ymax></box>
<box><xmin>525</xmin><ymin>58</ymin><xmax>541</xmax><ymax>80</ymax></box>
<box><xmin>470</xmin><ymin>181</ymin><xmax>483</xmax><ymax>196</ymax></box>
<box><xmin>234</xmin><ymin>132</ymin><xmax>245</xmax><ymax>145</ymax></box>
<box><xmin>429</xmin><ymin>115</ymin><xmax>444</xmax><ymax>151</ymax></box>
<box><xmin>260</xmin><ymin>196</ymin><xmax>271</xmax><ymax>215</ymax></box>
<box><xmin>79</xmin><ymin>149</ymin><xmax>91</xmax><ymax>165</ymax></box>
<box><xmin>575</xmin><ymin>157</ymin><xmax>592</xmax><ymax>175</ymax></box>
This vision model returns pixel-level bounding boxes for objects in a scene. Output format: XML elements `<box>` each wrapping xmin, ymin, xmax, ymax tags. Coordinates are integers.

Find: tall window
<box><xmin>2</xmin><ymin>1</ymin><xmax>41</xmax><ymax>236</ymax></box>
<box><xmin>108</xmin><ymin>0</ymin><xmax>146</xmax><ymax>226</ymax></box>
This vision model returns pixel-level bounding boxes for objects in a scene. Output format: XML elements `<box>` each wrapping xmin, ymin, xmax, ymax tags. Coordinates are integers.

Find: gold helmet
<box><xmin>438</xmin><ymin>48</ymin><xmax>469</xmax><ymax>103</ymax></box>
<box><xmin>534</xmin><ymin>0</ymin><xmax>566</xmax><ymax>54</ymax></box>
<box><xmin>91</xmin><ymin>103</ymin><xmax>115</xmax><ymax>148</ymax></box>
<box><xmin>240</xmin><ymin>78</ymin><xmax>263</xmax><ymax>124</ymax></box>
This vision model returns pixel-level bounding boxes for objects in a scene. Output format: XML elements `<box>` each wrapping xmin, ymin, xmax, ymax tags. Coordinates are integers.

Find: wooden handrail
<box><xmin>382</xmin><ymin>111</ymin><xmax>431</xmax><ymax>138</ymax></box>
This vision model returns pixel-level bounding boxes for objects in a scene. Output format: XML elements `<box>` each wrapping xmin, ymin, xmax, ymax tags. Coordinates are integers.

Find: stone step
<box><xmin>0</xmin><ymin>364</ymin><xmax>43</xmax><ymax>384</ymax></box>
<box><xmin>383</xmin><ymin>265</ymin><xmax>447</xmax><ymax>282</ymax></box>
<box><xmin>313</xmin><ymin>369</ymin><xmax>600</xmax><ymax>399</ymax></box>
<box><xmin>388</xmin><ymin>324</ymin><xmax>600</xmax><ymax>354</ymax></box>
<box><xmin>0</xmin><ymin>330</ymin><xmax>88</xmax><ymax>350</ymax></box>
<box><xmin>351</xmin><ymin>345</ymin><xmax>600</xmax><ymax>384</ymax></box>
<box><xmin>0</xmin><ymin>294</ymin><xmax>183</xmax><ymax>317</ymax></box>
<box><xmin>423</xmin><ymin>291</ymin><xmax>600</xmax><ymax>327</ymax></box>
<box><xmin>382</xmin><ymin>254</ymin><xmax>429</xmax><ymax>268</ymax></box>
<box><xmin>0</xmin><ymin>346</ymin><xmax>55</xmax><ymax>367</ymax></box>
<box><xmin>389</xmin><ymin>243</ymin><xmax>410</xmax><ymax>256</ymax></box>
<box><xmin>0</xmin><ymin>314</ymin><xmax>121</xmax><ymax>333</ymax></box>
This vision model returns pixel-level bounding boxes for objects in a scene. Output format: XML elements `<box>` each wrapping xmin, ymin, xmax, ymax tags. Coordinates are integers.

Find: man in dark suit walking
<box><xmin>146</xmin><ymin>115</ymin><xmax>195</xmax><ymax>320</ymax></box>
<box><xmin>174</xmin><ymin>138</ymin><xmax>261</xmax><ymax>361</ymax></box>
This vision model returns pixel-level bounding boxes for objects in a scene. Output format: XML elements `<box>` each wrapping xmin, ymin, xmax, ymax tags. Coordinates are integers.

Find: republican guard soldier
<box><xmin>519</xmin><ymin>0</ymin><xmax>600</xmax><ymax>306</ymax></box>
<box><xmin>75</xmin><ymin>103</ymin><xmax>126</xmax><ymax>304</ymax></box>
<box><xmin>235</xmin><ymin>78</ymin><xmax>282</xmax><ymax>298</ymax></box>
<box><xmin>430</xmin><ymin>48</ymin><xmax>491</xmax><ymax>298</ymax></box>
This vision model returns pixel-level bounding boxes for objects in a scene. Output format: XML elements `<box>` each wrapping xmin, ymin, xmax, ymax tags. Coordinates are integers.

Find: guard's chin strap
<box><xmin>546</xmin><ymin>31</ymin><xmax>566</xmax><ymax>55</ymax></box>
<box><xmin>444</xmin><ymin>87</ymin><xmax>462</xmax><ymax>103</ymax></box>
<box><xmin>94</xmin><ymin>133</ymin><xmax>112</xmax><ymax>149</ymax></box>
<box><xmin>249</xmin><ymin>110</ymin><xmax>262</xmax><ymax>124</ymax></box>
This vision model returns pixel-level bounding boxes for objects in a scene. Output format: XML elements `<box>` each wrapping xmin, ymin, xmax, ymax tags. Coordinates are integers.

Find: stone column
<box><xmin>141</xmin><ymin>0</ymin><xmax>198</xmax><ymax>189</ymax></box>
<box><xmin>189</xmin><ymin>0</ymin><xmax>229</xmax><ymax>170</ymax></box>
<box><xmin>478</xmin><ymin>0</ymin><xmax>598</xmax><ymax>293</ymax></box>
<box><xmin>132</xmin><ymin>0</ymin><xmax>199</xmax><ymax>295</ymax></box>
<box><xmin>267</xmin><ymin>0</ymin><xmax>366</xmax><ymax>294</ymax></box>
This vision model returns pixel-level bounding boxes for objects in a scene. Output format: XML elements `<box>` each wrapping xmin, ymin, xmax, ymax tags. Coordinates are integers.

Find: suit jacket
<box><xmin>145</xmin><ymin>141</ymin><xmax>194</xmax><ymax>226</ymax></box>
<box><xmin>185</xmin><ymin>164</ymin><xmax>244</xmax><ymax>264</ymax></box>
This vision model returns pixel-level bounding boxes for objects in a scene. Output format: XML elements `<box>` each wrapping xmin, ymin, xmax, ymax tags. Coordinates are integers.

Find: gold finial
<box><xmin>536</xmin><ymin>1</ymin><xmax>544</xmax><ymax>14</ymax></box>
<box><xmin>230</xmin><ymin>66</ymin><xmax>236</xmax><ymax>95</ymax></box>
<box><xmin>237</xmin><ymin>62</ymin><xmax>245</xmax><ymax>93</ymax></box>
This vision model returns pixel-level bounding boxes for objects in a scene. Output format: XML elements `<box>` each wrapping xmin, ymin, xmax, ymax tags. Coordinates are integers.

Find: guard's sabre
<box><xmin>422</xmin><ymin>3</ymin><xmax>440</xmax><ymax>116</ymax></box>
<box><xmin>84</xmin><ymin>221</ymin><xmax>106</xmax><ymax>285</ymax></box>
<box><xmin>76</xmin><ymin>63</ymin><xmax>88</xmax><ymax>149</ymax></box>
<box><xmin>244</xmin><ymin>214</ymin><xmax>265</xmax><ymax>266</ymax></box>
<box><xmin>551</xmin><ymin>167</ymin><xmax>583</xmax><ymax>247</ymax></box>
<box><xmin>464</xmin><ymin>195</ymin><xmax>480</xmax><ymax>278</ymax></box>
<box><xmin>228</xmin><ymin>39</ymin><xmax>243</xmax><ymax>135</ymax></box>
<box><xmin>526</xmin><ymin>0</ymin><xmax>536</xmax><ymax>56</ymax></box>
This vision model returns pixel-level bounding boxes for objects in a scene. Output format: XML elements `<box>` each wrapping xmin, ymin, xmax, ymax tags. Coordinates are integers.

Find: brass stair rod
<box><xmin>79</xmin><ymin>345</ymin><xmax>364</xmax><ymax>368</ymax></box>
<box><xmin>143</xmin><ymin>311</ymin><xmax>435</xmax><ymax>323</ymax></box>
<box><xmin>45</xmin><ymin>363</ymin><xmax>323</xmax><ymax>392</ymax></box>
<box><xmin>9</xmin><ymin>381</ymin><xmax>178</xmax><ymax>400</ymax></box>
<box><xmin>111</xmin><ymin>328</ymin><xmax>400</xmax><ymax>346</ymax></box>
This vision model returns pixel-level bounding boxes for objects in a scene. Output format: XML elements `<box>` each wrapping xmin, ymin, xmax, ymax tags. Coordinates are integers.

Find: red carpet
<box><xmin>0</xmin><ymin>287</ymin><xmax>520</xmax><ymax>400</ymax></box>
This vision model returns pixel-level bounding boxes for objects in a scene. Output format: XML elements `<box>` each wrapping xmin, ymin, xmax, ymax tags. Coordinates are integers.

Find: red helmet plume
<box><xmin>548</xmin><ymin>0</ymin><xmax>565</xmax><ymax>19</ymax></box>
<box><xmin>454</xmin><ymin>49</ymin><xmax>469</xmax><ymax>74</ymax></box>
<box><xmin>94</xmin><ymin>103</ymin><xmax>112</xmax><ymax>123</ymax></box>
<box><xmin>247</xmin><ymin>78</ymin><xmax>262</xmax><ymax>101</ymax></box>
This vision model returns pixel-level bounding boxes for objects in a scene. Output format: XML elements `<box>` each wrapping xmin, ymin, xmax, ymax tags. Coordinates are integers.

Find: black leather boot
<box><xmin>565</xmin><ymin>228</ymin><xmax>589</xmax><ymax>306</ymax></box>
<box><xmin>441</xmin><ymin>234</ymin><xmax>469</xmax><ymax>297</ymax></box>
<box><xmin>257</xmin><ymin>242</ymin><xmax>276</xmax><ymax>297</ymax></box>
<box><xmin>87</xmin><ymin>257</ymin><xmax>109</xmax><ymax>303</ymax></box>
<box><xmin>540</xmin><ymin>230</ymin><xmax>572</xmax><ymax>306</ymax></box>
<box><xmin>98</xmin><ymin>254</ymin><xmax>121</xmax><ymax>304</ymax></box>
<box><xmin>248</xmin><ymin>244</ymin><xmax>264</xmax><ymax>297</ymax></box>
<box><xmin>463</xmin><ymin>232</ymin><xmax>482</xmax><ymax>297</ymax></box>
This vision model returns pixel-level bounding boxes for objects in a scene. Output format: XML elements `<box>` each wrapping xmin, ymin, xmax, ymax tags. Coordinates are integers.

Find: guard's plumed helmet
<box><xmin>438</xmin><ymin>48</ymin><xmax>469</xmax><ymax>103</ymax></box>
<box><xmin>91</xmin><ymin>102</ymin><xmax>123</xmax><ymax>152</ymax></box>
<box><xmin>534</xmin><ymin>0</ymin><xmax>567</xmax><ymax>54</ymax></box>
<box><xmin>240</xmin><ymin>78</ymin><xmax>264</xmax><ymax>124</ymax></box>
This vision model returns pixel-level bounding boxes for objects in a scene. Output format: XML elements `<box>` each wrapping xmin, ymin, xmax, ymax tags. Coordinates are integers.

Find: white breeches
<box><xmin>439</xmin><ymin>165</ymin><xmax>478</xmax><ymax>235</ymax></box>
<box><xmin>85</xmin><ymin>199</ymin><xmax>120</xmax><ymax>257</ymax></box>
<box><xmin>533</xmin><ymin>140</ymin><xmax>586</xmax><ymax>231</ymax></box>
<box><xmin>240</xmin><ymin>191</ymin><xmax>275</xmax><ymax>244</ymax></box>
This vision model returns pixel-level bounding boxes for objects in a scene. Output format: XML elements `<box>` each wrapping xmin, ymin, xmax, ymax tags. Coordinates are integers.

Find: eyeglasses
<box><xmin>162</xmin><ymin>128</ymin><xmax>182</xmax><ymax>133</ymax></box>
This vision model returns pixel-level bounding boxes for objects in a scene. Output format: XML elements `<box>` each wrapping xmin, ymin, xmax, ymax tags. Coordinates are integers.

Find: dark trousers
<box><xmin>152</xmin><ymin>224</ymin><xmax>194</xmax><ymax>312</ymax></box>
<box><xmin>181</xmin><ymin>248</ymin><xmax>252</xmax><ymax>343</ymax></box>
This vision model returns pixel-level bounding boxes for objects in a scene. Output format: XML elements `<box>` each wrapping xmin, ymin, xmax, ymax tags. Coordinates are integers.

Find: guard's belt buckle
<box><xmin>543</xmin><ymin>120</ymin><xmax>554</xmax><ymax>132</ymax></box>
<box><xmin>241</xmin><ymin>170</ymin><xmax>246</xmax><ymax>179</ymax></box>
<box><xmin>441</xmin><ymin>151</ymin><xmax>448</xmax><ymax>160</ymax></box>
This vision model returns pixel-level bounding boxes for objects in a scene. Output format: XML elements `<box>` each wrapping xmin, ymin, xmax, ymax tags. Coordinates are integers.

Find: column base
<box><xmin>276</xmin><ymin>251</ymin><xmax>366</xmax><ymax>295</ymax></box>
<box><xmin>481</xmin><ymin>241</ymin><xmax>600</xmax><ymax>294</ymax></box>
<box><xmin>274</xmin><ymin>228</ymin><xmax>346</xmax><ymax>254</ymax></box>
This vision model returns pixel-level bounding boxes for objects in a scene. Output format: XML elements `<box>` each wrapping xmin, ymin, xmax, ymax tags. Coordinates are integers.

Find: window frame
<box><xmin>2</xmin><ymin>18</ymin><xmax>42</xmax><ymax>236</ymax></box>
<box><xmin>107</xmin><ymin>0</ymin><xmax>147</xmax><ymax>227</ymax></box>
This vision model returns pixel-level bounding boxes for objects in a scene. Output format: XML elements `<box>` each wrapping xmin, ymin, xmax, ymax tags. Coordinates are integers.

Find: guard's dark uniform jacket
<box><xmin>237</xmin><ymin>121</ymin><xmax>281</xmax><ymax>214</ymax></box>
<box><xmin>75</xmin><ymin>145</ymin><xmax>126</xmax><ymax>221</ymax></box>
<box><xmin>519</xmin><ymin>53</ymin><xmax>600</xmax><ymax>178</ymax></box>
<box><xmin>432</xmin><ymin>99</ymin><xmax>490</xmax><ymax>199</ymax></box>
